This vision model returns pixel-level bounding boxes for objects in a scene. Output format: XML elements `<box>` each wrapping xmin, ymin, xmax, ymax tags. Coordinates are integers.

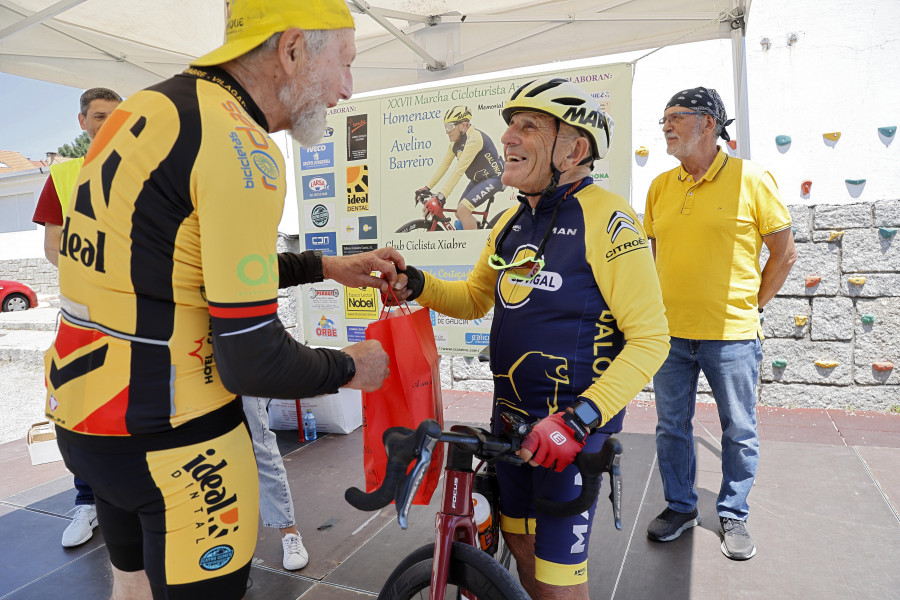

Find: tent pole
<box><xmin>730</xmin><ymin>5</ymin><xmax>751</xmax><ymax>159</ymax></box>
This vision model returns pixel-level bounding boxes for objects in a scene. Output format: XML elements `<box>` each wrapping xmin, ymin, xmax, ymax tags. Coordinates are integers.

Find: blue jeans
<box><xmin>653</xmin><ymin>337</ymin><xmax>762</xmax><ymax>521</ymax></box>
<box><xmin>242</xmin><ymin>396</ymin><xmax>296</xmax><ymax>529</ymax></box>
<box><xmin>74</xmin><ymin>476</ymin><xmax>94</xmax><ymax>505</ymax></box>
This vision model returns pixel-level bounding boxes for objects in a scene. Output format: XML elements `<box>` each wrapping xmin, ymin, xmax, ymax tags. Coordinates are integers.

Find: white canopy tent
<box><xmin>0</xmin><ymin>0</ymin><xmax>752</xmax><ymax>154</ymax></box>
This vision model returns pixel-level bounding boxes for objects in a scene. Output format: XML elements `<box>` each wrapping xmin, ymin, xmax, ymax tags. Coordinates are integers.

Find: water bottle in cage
<box><xmin>473</xmin><ymin>464</ymin><xmax>501</xmax><ymax>555</ymax></box>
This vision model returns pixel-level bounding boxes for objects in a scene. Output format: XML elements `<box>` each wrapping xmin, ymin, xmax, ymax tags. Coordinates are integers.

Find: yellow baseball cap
<box><xmin>192</xmin><ymin>0</ymin><xmax>355</xmax><ymax>67</ymax></box>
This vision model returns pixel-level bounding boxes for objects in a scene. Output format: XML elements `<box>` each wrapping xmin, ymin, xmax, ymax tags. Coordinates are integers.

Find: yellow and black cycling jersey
<box><xmin>46</xmin><ymin>66</ymin><xmax>346</xmax><ymax>439</ymax></box>
<box><xmin>417</xmin><ymin>177</ymin><xmax>670</xmax><ymax>433</ymax></box>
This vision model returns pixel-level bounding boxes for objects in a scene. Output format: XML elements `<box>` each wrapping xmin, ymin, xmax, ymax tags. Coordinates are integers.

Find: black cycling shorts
<box><xmin>56</xmin><ymin>399</ymin><xmax>259</xmax><ymax>600</ymax></box>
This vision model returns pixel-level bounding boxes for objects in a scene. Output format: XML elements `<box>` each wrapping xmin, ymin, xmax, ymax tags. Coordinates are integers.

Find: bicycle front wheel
<box><xmin>378</xmin><ymin>542</ymin><xmax>527</xmax><ymax>600</ymax></box>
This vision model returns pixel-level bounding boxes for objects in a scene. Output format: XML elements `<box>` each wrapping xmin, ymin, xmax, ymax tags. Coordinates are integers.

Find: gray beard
<box><xmin>278</xmin><ymin>67</ymin><xmax>328</xmax><ymax>148</ymax></box>
<box><xmin>667</xmin><ymin>120</ymin><xmax>704</xmax><ymax>159</ymax></box>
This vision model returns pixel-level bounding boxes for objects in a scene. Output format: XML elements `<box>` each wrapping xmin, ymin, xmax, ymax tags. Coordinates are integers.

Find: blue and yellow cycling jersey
<box><xmin>417</xmin><ymin>177</ymin><xmax>669</xmax><ymax>431</ymax></box>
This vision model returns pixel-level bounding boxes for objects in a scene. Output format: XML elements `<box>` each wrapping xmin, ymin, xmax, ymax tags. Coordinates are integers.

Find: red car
<box><xmin>0</xmin><ymin>280</ymin><xmax>38</xmax><ymax>312</ymax></box>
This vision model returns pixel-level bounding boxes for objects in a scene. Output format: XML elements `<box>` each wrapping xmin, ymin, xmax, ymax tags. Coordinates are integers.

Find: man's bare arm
<box><xmin>759</xmin><ymin>228</ymin><xmax>797</xmax><ymax>308</ymax></box>
<box><xmin>44</xmin><ymin>224</ymin><xmax>62</xmax><ymax>267</ymax></box>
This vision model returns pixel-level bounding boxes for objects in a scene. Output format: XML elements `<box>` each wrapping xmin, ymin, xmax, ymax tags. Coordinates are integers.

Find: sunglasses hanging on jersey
<box><xmin>488</xmin><ymin>191</ymin><xmax>568</xmax><ymax>282</ymax></box>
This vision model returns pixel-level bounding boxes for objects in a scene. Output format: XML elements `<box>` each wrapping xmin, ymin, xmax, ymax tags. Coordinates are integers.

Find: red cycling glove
<box><xmin>520</xmin><ymin>412</ymin><xmax>587</xmax><ymax>473</ymax></box>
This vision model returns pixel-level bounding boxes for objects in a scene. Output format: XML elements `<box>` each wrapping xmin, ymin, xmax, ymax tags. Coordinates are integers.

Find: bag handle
<box><xmin>379</xmin><ymin>285</ymin><xmax>412</xmax><ymax>320</ymax></box>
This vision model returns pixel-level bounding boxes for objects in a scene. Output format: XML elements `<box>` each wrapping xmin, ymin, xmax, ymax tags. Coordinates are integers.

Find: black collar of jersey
<box><xmin>181</xmin><ymin>65</ymin><xmax>269</xmax><ymax>132</ymax></box>
<box><xmin>452</xmin><ymin>129</ymin><xmax>469</xmax><ymax>153</ymax></box>
<box><xmin>516</xmin><ymin>176</ymin><xmax>592</xmax><ymax>213</ymax></box>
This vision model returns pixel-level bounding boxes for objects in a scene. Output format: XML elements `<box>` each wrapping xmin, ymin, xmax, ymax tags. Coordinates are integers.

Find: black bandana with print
<box><xmin>666</xmin><ymin>87</ymin><xmax>735</xmax><ymax>142</ymax></box>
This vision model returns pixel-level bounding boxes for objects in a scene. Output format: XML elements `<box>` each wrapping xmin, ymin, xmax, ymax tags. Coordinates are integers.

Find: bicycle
<box><xmin>345</xmin><ymin>412</ymin><xmax>623</xmax><ymax>600</ymax></box>
<box><xmin>395</xmin><ymin>186</ymin><xmax>508</xmax><ymax>233</ymax></box>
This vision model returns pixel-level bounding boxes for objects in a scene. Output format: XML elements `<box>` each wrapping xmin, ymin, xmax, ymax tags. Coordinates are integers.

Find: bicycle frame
<box><xmin>430</xmin><ymin>426</ymin><xmax>492</xmax><ymax>600</ymax></box>
<box><xmin>433</xmin><ymin>462</ymin><xmax>477</xmax><ymax>600</ymax></box>
<box><xmin>345</xmin><ymin>416</ymin><xmax>623</xmax><ymax>600</ymax></box>
<box><xmin>419</xmin><ymin>192</ymin><xmax>498</xmax><ymax>231</ymax></box>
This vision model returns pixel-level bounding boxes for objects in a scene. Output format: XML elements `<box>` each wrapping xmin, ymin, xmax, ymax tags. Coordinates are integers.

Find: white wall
<box><xmin>628</xmin><ymin>0</ymin><xmax>900</xmax><ymax>209</ymax></box>
<box><xmin>0</xmin><ymin>169</ymin><xmax>48</xmax><ymax>260</ymax></box>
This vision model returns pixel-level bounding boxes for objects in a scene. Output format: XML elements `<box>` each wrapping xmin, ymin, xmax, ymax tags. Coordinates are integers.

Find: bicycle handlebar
<box><xmin>535</xmin><ymin>437</ymin><xmax>623</xmax><ymax>529</ymax></box>
<box><xmin>345</xmin><ymin>413</ymin><xmax>624</xmax><ymax>530</ymax></box>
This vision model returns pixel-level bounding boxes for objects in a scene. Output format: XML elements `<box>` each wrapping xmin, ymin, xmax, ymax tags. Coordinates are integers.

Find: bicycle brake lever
<box><xmin>607</xmin><ymin>442</ymin><xmax>623</xmax><ymax>530</ymax></box>
<box><xmin>396</xmin><ymin>433</ymin><xmax>438</xmax><ymax>530</ymax></box>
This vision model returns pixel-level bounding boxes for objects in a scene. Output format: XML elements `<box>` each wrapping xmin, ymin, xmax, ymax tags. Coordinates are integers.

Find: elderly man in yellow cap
<box><xmin>44</xmin><ymin>1</ymin><xmax>405</xmax><ymax>598</ymax></box>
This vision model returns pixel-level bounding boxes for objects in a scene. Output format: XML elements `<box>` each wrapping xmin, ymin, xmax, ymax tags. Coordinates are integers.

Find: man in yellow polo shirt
<box><xmin>643</xmin><ymin>87</ymin><xmax>796</xmax><ymax>561</ymax></box>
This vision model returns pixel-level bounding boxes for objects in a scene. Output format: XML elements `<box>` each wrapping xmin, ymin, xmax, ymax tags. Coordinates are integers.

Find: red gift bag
<box><xmin>363</xmin><ymin>304</ymin><xmax>444</xmax><ymax>505</ymax></box>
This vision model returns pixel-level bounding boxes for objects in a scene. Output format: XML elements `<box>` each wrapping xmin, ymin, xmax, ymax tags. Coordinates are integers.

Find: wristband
<box><xmin>340</xmin><ymin>351</ymin><xmax>356</xmax><ymax>386</ymax></box>
<box><xmin>311</xmin><ymin>250</ymin><xmax>324</xmax><ymax>283</ymax></box>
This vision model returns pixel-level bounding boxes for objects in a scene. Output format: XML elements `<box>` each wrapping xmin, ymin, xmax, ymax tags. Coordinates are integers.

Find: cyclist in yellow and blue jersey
<box><xmin>417</xmin><ymin>105</ymin><xmax>505</xmax><ymax>230</ymax></box>
<box><xmin>43</xmin><ymin>1</ymin><xmax>404</xmax><ymax>598</ymax></box>
<box><xmin>392</xmin><ymin>77</ymin><xmax>669</xmax><ymax>600</ymax></box>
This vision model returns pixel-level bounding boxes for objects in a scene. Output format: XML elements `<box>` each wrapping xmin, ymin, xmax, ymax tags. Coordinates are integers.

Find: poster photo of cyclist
<box><xmin>397</xmin><ymin>105</ymin><xmax>508</xmax><ymax>233</ymax></box>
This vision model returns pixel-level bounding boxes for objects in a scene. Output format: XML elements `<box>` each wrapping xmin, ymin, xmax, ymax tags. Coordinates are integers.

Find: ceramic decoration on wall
<box><xmin>827</xmin><ymin>231</ymin><xmax>844</xmax><ymax>242</ymax></box>
<box><xmin>877</xmin><ymin>126</ymin><xmax>896</xmax><ymax>147</ymax></box>
<box><xmin>775</xmin><ymin>135</ymin><xmax>791</xmax><ymax>153</ymax></box>
<box><xmin>805</xmin><ymin>275</ymin><xmax>822</xmax><ymax>287</ymax></box>
<box><xmin>879</xmin><ymin>227</ymin><xmax>897</xmax><ymax>239</ymax></box>
<box><xmin>860</xmin><ymin>314</ymin><xmax>875</xmax><ymax>325</ymax></box>
<box><xmin>727</xmin><ymin>140</ymin><xmax>737</xmax><ymax>151</ymax></box>
<box><xmin>634</xmin><ymin>146</ymin><xmax>649</xmax><ymax>167</ymax></box>
<box><xmin>823</xmin><ymin>131</ymin><xmax>841</xmax><ymax>148</ymax></box>
<box><xmin>801</xmin><ymin>180</ymin><xmax>812</xmax><ymax>199</ymax></box>
<box><xmin>845</xmin><ymin>178</ymin><xmax>866</xmax><ymax>198</ymax></box>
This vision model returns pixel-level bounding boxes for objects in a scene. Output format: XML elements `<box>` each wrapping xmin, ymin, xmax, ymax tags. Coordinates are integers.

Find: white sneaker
<box><xmin>281</xmin><ymin>533</ymin><xmax>309</xmax><ymax>570</ymax></box>
<box><xmin>61</xmin><ymin>504</ymin><xmax>98</xmax><ymax>548</ymax></box>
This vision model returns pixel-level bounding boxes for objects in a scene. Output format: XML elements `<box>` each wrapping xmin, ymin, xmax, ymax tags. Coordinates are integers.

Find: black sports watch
<box><xmin>571</xmin><ymin>399</ymin><xmax>602</xmax><ymax>430</ymax></box>
<box><xmin>340</xmin><ymin>351</ymin><xmax>356</xmax><ymax>386</ymax></box>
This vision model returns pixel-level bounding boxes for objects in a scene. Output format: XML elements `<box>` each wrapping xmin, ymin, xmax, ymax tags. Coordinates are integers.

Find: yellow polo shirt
<box><xmin>644</xmin><ymin>149</ymin><xmax>791</xmax><ymax>340</ymax></box>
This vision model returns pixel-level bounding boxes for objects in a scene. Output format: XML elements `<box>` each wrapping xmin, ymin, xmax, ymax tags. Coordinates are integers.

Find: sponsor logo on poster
<box><xmin>304</xmin><ymin>232</ymin><xmax>336</xmax><ymax>256</ymax></box>
<box><xmin>346</xmin><ymin>165</ymin><xmax>369</xmax><ymax>212</ymax></box>
<box><xmin>311</xmin><ymin>204</ymin><xmax>330</xmax><ymax>227</ymax></box>
<box><xmin>299</xmin><ymin>143</ymin><xmax>334</xmax><ymax>170</ymax></box>
<box><xmin>341</xmin><ymin>243</ymin><xmax>377</xmax><ymax>256</ymax></box>
<box><xmin>311</xmin><ymin>314</ymin><xmax>340</xmax><ymax>340</ymax></box>
<box><xmin>304</xmin><ymin>202</ymin><xmax>335</xmax><ymax>229</ymax></box>
<box><xmin>302</xmin><ymin>173</ymin><xmax>335</xmax><ymax>200</ymax></box>
<box><xmin>344</xmin><ymin>216</ymin><xmax>378</xmax><ymax>240</ymax></box>
<box><xmin>347</xmin><ymin>326</ymin><xmax>366</xmax><ymax>342</ymax></box>
<box><xmin>358</xmin><ymin>216</ymin><xmax>377</xmax><ymax>240</ymax></box>
<box><xmin>345</xmin><ymin>286</ymin><xmax>378</xmax><ymax>320</ymax></box>
<box><xmin>323</xmin><ymin>126</ymin><xmax>334</xmax><ymax>138</ymax></box>
<box><xmin>308</xmin><ymin>286</ymin><xmax>341</xmax><ymax>311</ymax></box>
<box><xmin>347</xmin><ymin>114</ymin><xmax>368</xmax><ymax>161</ymax></box>
<box><xmin>465</xmin><ymin>332</ymin><xmax>491</xmax><ymax>346</ymax></box>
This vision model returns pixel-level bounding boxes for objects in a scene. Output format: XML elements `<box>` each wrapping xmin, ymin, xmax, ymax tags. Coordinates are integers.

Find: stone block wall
<box><xmin>435</xmin><ymin>200</ymin><xmax>900</xmax><ymax>413</ymax></box>
<box><xmin>759</xmin><ymin>200</ymin><xmax>899</xmax><ymax>411</ymax></box>
<box><xmin>0</xmin><ymin>257</ymin><xmax>57</xmax><ymax>296</ymax></box>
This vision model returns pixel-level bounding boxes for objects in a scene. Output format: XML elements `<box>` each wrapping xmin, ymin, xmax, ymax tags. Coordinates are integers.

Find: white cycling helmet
<box><xmin>502</xmin><ymin>77</ymin><xmax>614</xmax><ymax>160</ymax></box>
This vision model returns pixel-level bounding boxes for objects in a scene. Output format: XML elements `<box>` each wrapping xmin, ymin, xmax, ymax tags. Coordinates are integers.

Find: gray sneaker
<box><xmin>719</xmin><ymin>517</ymin><xmax>756</xmax><ymax>560</ymax></box>
<box><xmin>647</xmin><ymin>507</ymin><xmax>701</xmax><ymax>542</ymax></box>
<box><xmin>61</xmin><ymin>504</ymin><xmax>98</xmax><ymax>548</ymax></box>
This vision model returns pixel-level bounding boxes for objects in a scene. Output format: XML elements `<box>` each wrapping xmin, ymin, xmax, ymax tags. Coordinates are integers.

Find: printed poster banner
<box><xmin>296</xmin><ymin>63</ymin><xmax>633</xmax><ymax>355</ymax></box>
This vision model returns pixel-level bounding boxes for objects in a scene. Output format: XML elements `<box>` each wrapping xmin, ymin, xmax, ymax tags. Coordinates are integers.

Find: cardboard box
<box><xmin>268</xmin><ymin>389</ymin><xmax>362</xmax><ymax>435</ymax></box>
<box><xmin>26</xmin><ymin>421</ymin><xmax>63</xmax><ymax>465</ymax></box>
